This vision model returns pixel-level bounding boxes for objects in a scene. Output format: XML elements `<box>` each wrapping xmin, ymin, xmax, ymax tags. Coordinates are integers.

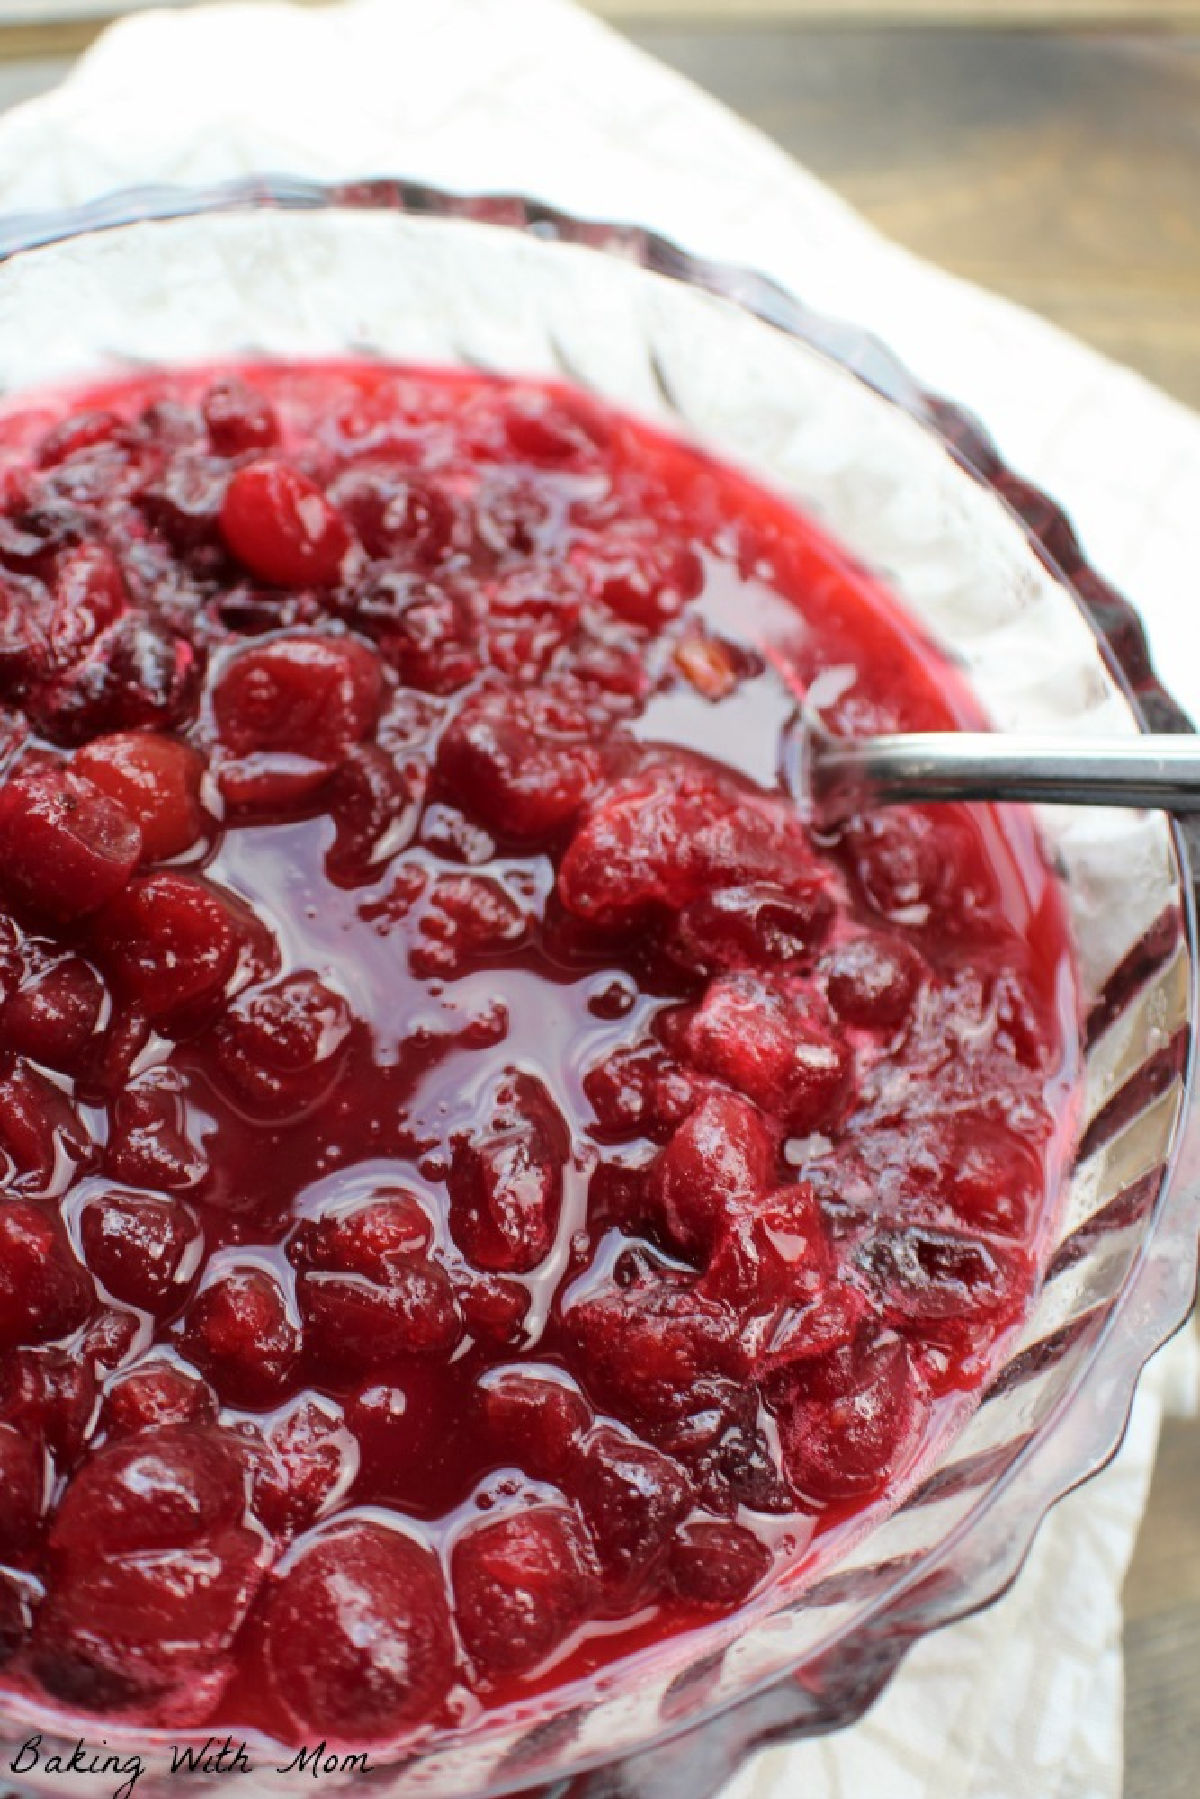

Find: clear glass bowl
<box><xmin>0</xmin><ymin>177</ymin><xmax>1196</xmax><ymax>1799</ymax></box>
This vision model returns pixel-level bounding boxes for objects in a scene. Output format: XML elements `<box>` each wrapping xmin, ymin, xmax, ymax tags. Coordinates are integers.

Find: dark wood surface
<box><xmin>0</xmin><ymin>16</ymin><xmax>1196</xmax><ymax>1796</ymax></box>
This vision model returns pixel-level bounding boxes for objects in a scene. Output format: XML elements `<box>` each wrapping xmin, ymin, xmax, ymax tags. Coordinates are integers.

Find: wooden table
<box><xmin>0</xmin><ymin>7</ymin><xmax>1196</xmax><ymax>1795</ymax></box>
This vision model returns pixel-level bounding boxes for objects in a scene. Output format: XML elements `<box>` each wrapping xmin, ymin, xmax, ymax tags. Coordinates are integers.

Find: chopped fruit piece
<box><xmin>410</xmin><ymin>873</ymin><xmax>526</xmax><ymax>979</ymax></box>
<box><xmin>220</xmin><ymin>460</ymin><xmax>354</xmax><ymax>588</ymax></box>
<box><xmin>0</xmin><ymin>761</ymin><xmax>141</xmax><ymax>921</ymax></box>
<box><xmin>262</xmin><ymin>1523</ymin><xmax>455</xmax><ymax>1740</ymax></box>
<box><xmin>453</xmin><ymin>1505</ymin><xmax>596</xmax><ymax>1676</ymax></box>
<box><xmin>29</xmin><ymin>615</ymin><xmax>196</xmax><ymax>745</ymax></box>
<box><xmin>669</xmin><ymin>881</ymin><xmax>833</xmax><ymax>974</ymax></box>
<box><xmin>75</xmin><ymin>732</ymin><xmax>206</xmax><ymax>862</ymax></box>
<box><xmin>447</xmin><ymin>1071</ymin><xmax>568</xmax><ymax>1273</ymax></box>
<box><xmin>0</xmin><ymin>1347</ymin><xmax>96</xmax><ymax>1464</ymax></box>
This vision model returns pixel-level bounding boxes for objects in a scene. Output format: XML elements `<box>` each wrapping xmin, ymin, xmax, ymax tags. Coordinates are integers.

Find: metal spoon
<box><xmin>800</xmin><ymin>724</ymin><xmax>1200</xmax><ymax>828</ymax></box>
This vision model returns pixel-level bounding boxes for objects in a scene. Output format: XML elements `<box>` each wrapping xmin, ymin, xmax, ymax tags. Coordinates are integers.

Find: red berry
<box><xmin>0</xmin><ymin>761</ymin><xmax>140</xmax><ymax>922</ymax></box>
<box><xmin>477</xmin><ymin>1364</ymin><xmax>592</xmax><ymax>1482</ymax></box>
<box><xmin>410</xmin><ymin>873</ymin><xmax>527</xmax><ymax>980</ymax></box>
<box><xmin>202</xmin><ymin>378</ymin><xmax>279</xmax><ymax>456</ymax></box>
<box><xmin>101</xmin><ymin>1362</ymin><xmax>217</xmax><ymax>1437</ymax></box>
<box><xmin>329</xmin><ymin>461</ymin><xmax>457</xmax><ymax>563</ymax></box>
<box><xmin>666</xmin><ymin>1519</ymin><xmax>771</xmax><ymax>1609</ymax></box>
<box><xmin>51</xmin><ymin>1425</ymin><xmax>250</xmax><ymax>1557</ymax></box>
<box><xmin>30</xmin><ymin>615</ymin><xmax>196</xmax><ymax>746</ymax></box>
<box><xmin>0</xmin><ymin>1053</ymin><xmax>92</xmax><ymax>1188</ymax></box>
<box><xmin>211</xmin><ymin>632</ymin><xmax>381</xmax><ymax>761</ymax></box>
<box><xmin>34</xmin><ymin>1522</ymin><xmax>265</xmax><ymax>1717</ymax></box>
<box><xmin>0</xmin><ymin>1200</ymin><xmax>93</xmax><ymax>1352</ymax></box>
<box><xmin>324</xmin><ymin>744</ymin><xmax>416</xmax><ymax>885</ymax></box>
<box><xmin>262</xmin><ymin>1522</ymin><xmax>455</xmax><ymax>1740</ymax></box>
<box><xmin>291</xmin><ymin>1192</ymin><xmax>461</xmax><ymax>1373</ymax></box>
<box><xmin>772</xmin><ymin>1331</ymin><xmax>928</xmax><ymax>1504</ymax></box>
<box><xmin>253</xmin><ymin>1397</ymin><xmax>357</xmax><ymax>1536</ymax></box>
<box><xmin>103</xmin><ymin>1073</ymin><xmax>206</xmax><ymax>1192</ymax></box>
<box><xmin>210</xmin><ymin>973</ymin><xmax>352</xmax><ymax>1120</ymax></box>
<box><xmin>823</xmin><ymin>933</ymin><xmax>924</xmax><ymax>1031</ymax></box>
<box><xmin>447</xmin><ymin>1071</ymin><xmax>568</xmax><ymax>1274</ymax></box>
<box><xmin>75</xmin><ymin>732</ymin><xmax>206</xmax><ymax>863</ymax></box>
<box><xmin>651</xmin><ymin>1091</ymin><xmax>774</xmax><ymax>1257</ymax></box>
<box><xmin>79</xmin><ymin>1190</ymin><xmax>202</xmax><ymax>1315</ymax></box>
<box><xmin>182</xmin><ymin>1267</ymin><xmax>301</xmax><ymax>1407</ymax></box>
<box><xmin>678</xmin><ymin>973</ymin><xmax>853</xmax><ymax>1135</ymax></box>
<box><xmin>0</xmin><ymin>1420</ymin><xmax>43</xmax><ymax>1556</ymax></box>
<box><xmin>0</xmin><ymin>953</ymin><xmax>105</xmax><ymax>1072</ymax></box>
<box><xmin>0</xmin><ymin>1346</ymin><xmax>97</xmax><ymax>1464</ymax></box>
<box><xmin>670</xmin><ymin>880</ymin><xmax>833</xmax><ymax>974</ymax></box>
<box><xmin>584</xmin><ymin>1041</ymin><xmax>707</xmax><ymax>1144</ymax></box>
<box><xmin>90</xmin><ymin>873</ymin><xmax>241</xmax><ymax>1021</ymax></box>
<box><xmin>568</xmin><ymin>1426</ymin><xmax>691</xmax><ymax>1587</ymax></box>
<box><xmin>437</xmin><ymin>684</ymin><xmax>603</xmax><ymax>842</ymax></box>
<box><xmin>220</xmin><ymin>460</ymin><xmax>354</xmax><ymax>588</ymax></box>
<box><xmin>453</xmin><ymin>1505</ymin><xmax>596</xmax><ymax>1676</ymax></box>
<box><xmin>559</xmin><ymin>758</ymin><xmax>820</xmax><ymax>927</ymax></box>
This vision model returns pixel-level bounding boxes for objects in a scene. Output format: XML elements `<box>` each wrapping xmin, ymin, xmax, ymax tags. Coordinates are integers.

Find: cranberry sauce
<box><xmin>0</xmin><ymin>362</ymin><xmax>1078</xmax><ymax>1745</ymax></box>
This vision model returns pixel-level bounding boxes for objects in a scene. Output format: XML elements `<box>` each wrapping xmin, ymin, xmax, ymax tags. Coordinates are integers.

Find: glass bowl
<box><xmin>0</xmin><ymin>177</ymin><xmax>1196</xmax><ymax>1799</ymax></box>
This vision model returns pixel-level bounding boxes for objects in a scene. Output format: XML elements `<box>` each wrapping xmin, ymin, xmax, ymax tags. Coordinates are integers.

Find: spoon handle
<box><xmin>805</xmin><ymin>730</ymin><xmax>1200</xmax><ymax>826</ymax></box>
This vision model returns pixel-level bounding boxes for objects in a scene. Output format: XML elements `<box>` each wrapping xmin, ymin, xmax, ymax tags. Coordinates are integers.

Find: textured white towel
<box><xmin>0</xmin><ymin>5</ymin><xmax>1195</xmax><ymax>1795</ymax></box>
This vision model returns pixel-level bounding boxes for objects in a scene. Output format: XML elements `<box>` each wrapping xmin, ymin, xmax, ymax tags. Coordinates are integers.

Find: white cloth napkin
<box><xmin>0</xmin><ymin>4</ymin><xmax>1195</xmax><ymax>1795</ymax></box>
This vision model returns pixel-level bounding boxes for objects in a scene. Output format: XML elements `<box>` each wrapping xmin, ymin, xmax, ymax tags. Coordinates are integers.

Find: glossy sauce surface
<box><xmin>0</xmin><ymin>363</ymin><xmax>1078</xmax><ymax>1745</ymax></box>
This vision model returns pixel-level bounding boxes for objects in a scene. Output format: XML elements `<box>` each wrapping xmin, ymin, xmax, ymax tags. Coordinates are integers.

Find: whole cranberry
<box><xmin>0</xmin><ymin>1346</ymin><xmax>97</xmax><ymax>1464</ymax></box>
<box><xmin>181</xmin><ymin>1266</ymin><xmax>301</xmax><ymax>1408</ymax></box>
<box><xmin>75</xmin><ymin>731</ymin><xmax>206</xmax><ymax>863</ymax></box>
<box><xmin>0</xmin><ymin>1421</ymin><xmax>43</xmax><ymax>1557</ymax></box>
<box><xmin>202</xmin><ymin>378</ymin><xmax>279</xmax><ymax>456</ymax></box>
<box><xmin>209</xmin><ymin>973</ymin><xmax>352</xmax><ymax>1121</ymax></box>
<box><xmin>0</xmin><ymin>760</ymin><xmax>141</xmax><ymax>922</ymax></box>
<box><xmin>651</xmin><ymin>1091</ymin><xmax>774</xmax><ymax>1258</ymax></box>
<box><xmin>477</xmin><ymin>1365</ymin><xmax>592</xmax><ymax>1483</ymax></box>
<box><xmin>436</xmin><ymin>684</ymin><xmax>603</xmax><ymax>843</ymax></box>
<box><xmin>211</xmin><ymin>631</ymin><xmax>382</xmax><ymax>761</ymax></box>
<box><xmin>30</xmin><ymin>614</ymin><xmax>196</xmax><ymax>746</ymax></box>
<box><xmin>0</xmin><ymin>954</ymin><xmax>105</xmax><ymax>1072</ymax></box>
<box><xmin>220</xmin><ymin>460</ymin><xmax>354</xmax><ymax>588</ymax></box>
<box><xmin>262</xmin><ymin>1522</ymin><xmax>455</xmax><ymax>1739</ymax></box>
<box><xmin>447</xmin><ymin>1071</ymin><xmax>568</xmax><ymax>1274</ymax></box>
<box><xmin>252</xmin><ymin>1397</ymin><xmax>357</xmax><ymax>1537</ymax></box>
<box><xmin>0</xmin><ymin>1200</ymin><xmax>94</xmax><ymax>1352</ymax></box>
<box><xmin>90</xmin><ymin>873</ymin><xmax>242</xmax><ymax>1022</ymax></box>
<box><xmin>772</xmin><ymin>1331</ymin><xmax>928</xmax><ymax>1505</ymax></box>
<box><xmin>567</xmin><ymin>1426</ymin><xmax>691</xmax><ymax>1588</ymax></box>
<box><xmin>823</xmin><ymin>933</ymin><xmax>924</xmax><ymax>1031</ymax></box>
<box><xmin>79</xmin><ymin>1190</ymin><xmax>202</xmax><ymax>1316</ymax></box>
<box><xmin>101</xmin><ymin>1362</ymin><xmax>217</xmax><ymax>1437</ymax></box>
<box><xmin>452</xmin><ymin>1505</ymin><xmax>596</xmax><ymax>1677</ymax></box>
<box><xmin>666</xmin><ymin>1520</ymin><xmax>771</xmax><ymax>1609</ymax></box>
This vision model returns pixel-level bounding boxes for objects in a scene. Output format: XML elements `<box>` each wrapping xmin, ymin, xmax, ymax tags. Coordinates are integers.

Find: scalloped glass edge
<box><xmin>0</xmin><ymin>175</ymin><xmax>1194</xmax><ymax>1799</ymax></box>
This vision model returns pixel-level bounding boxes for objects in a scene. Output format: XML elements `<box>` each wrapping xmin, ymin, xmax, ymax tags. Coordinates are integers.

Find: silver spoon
<box><xmin>800</xmin><ymin>723</ymin><xmax>1200</xmax><ymax>828</ymax></box>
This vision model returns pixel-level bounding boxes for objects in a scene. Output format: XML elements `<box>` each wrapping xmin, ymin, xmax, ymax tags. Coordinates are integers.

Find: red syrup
<box><xmin>0</xmin><ymin>362</ymin><xmax>1079</xmax><ymax>1747</ymax></box>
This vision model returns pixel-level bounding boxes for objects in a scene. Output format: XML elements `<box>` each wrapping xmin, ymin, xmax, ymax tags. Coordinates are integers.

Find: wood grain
<box><xmin>626</xmin><ymin>25</ymin><xmax>1200</xmax><ymax>408</ymax></box>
